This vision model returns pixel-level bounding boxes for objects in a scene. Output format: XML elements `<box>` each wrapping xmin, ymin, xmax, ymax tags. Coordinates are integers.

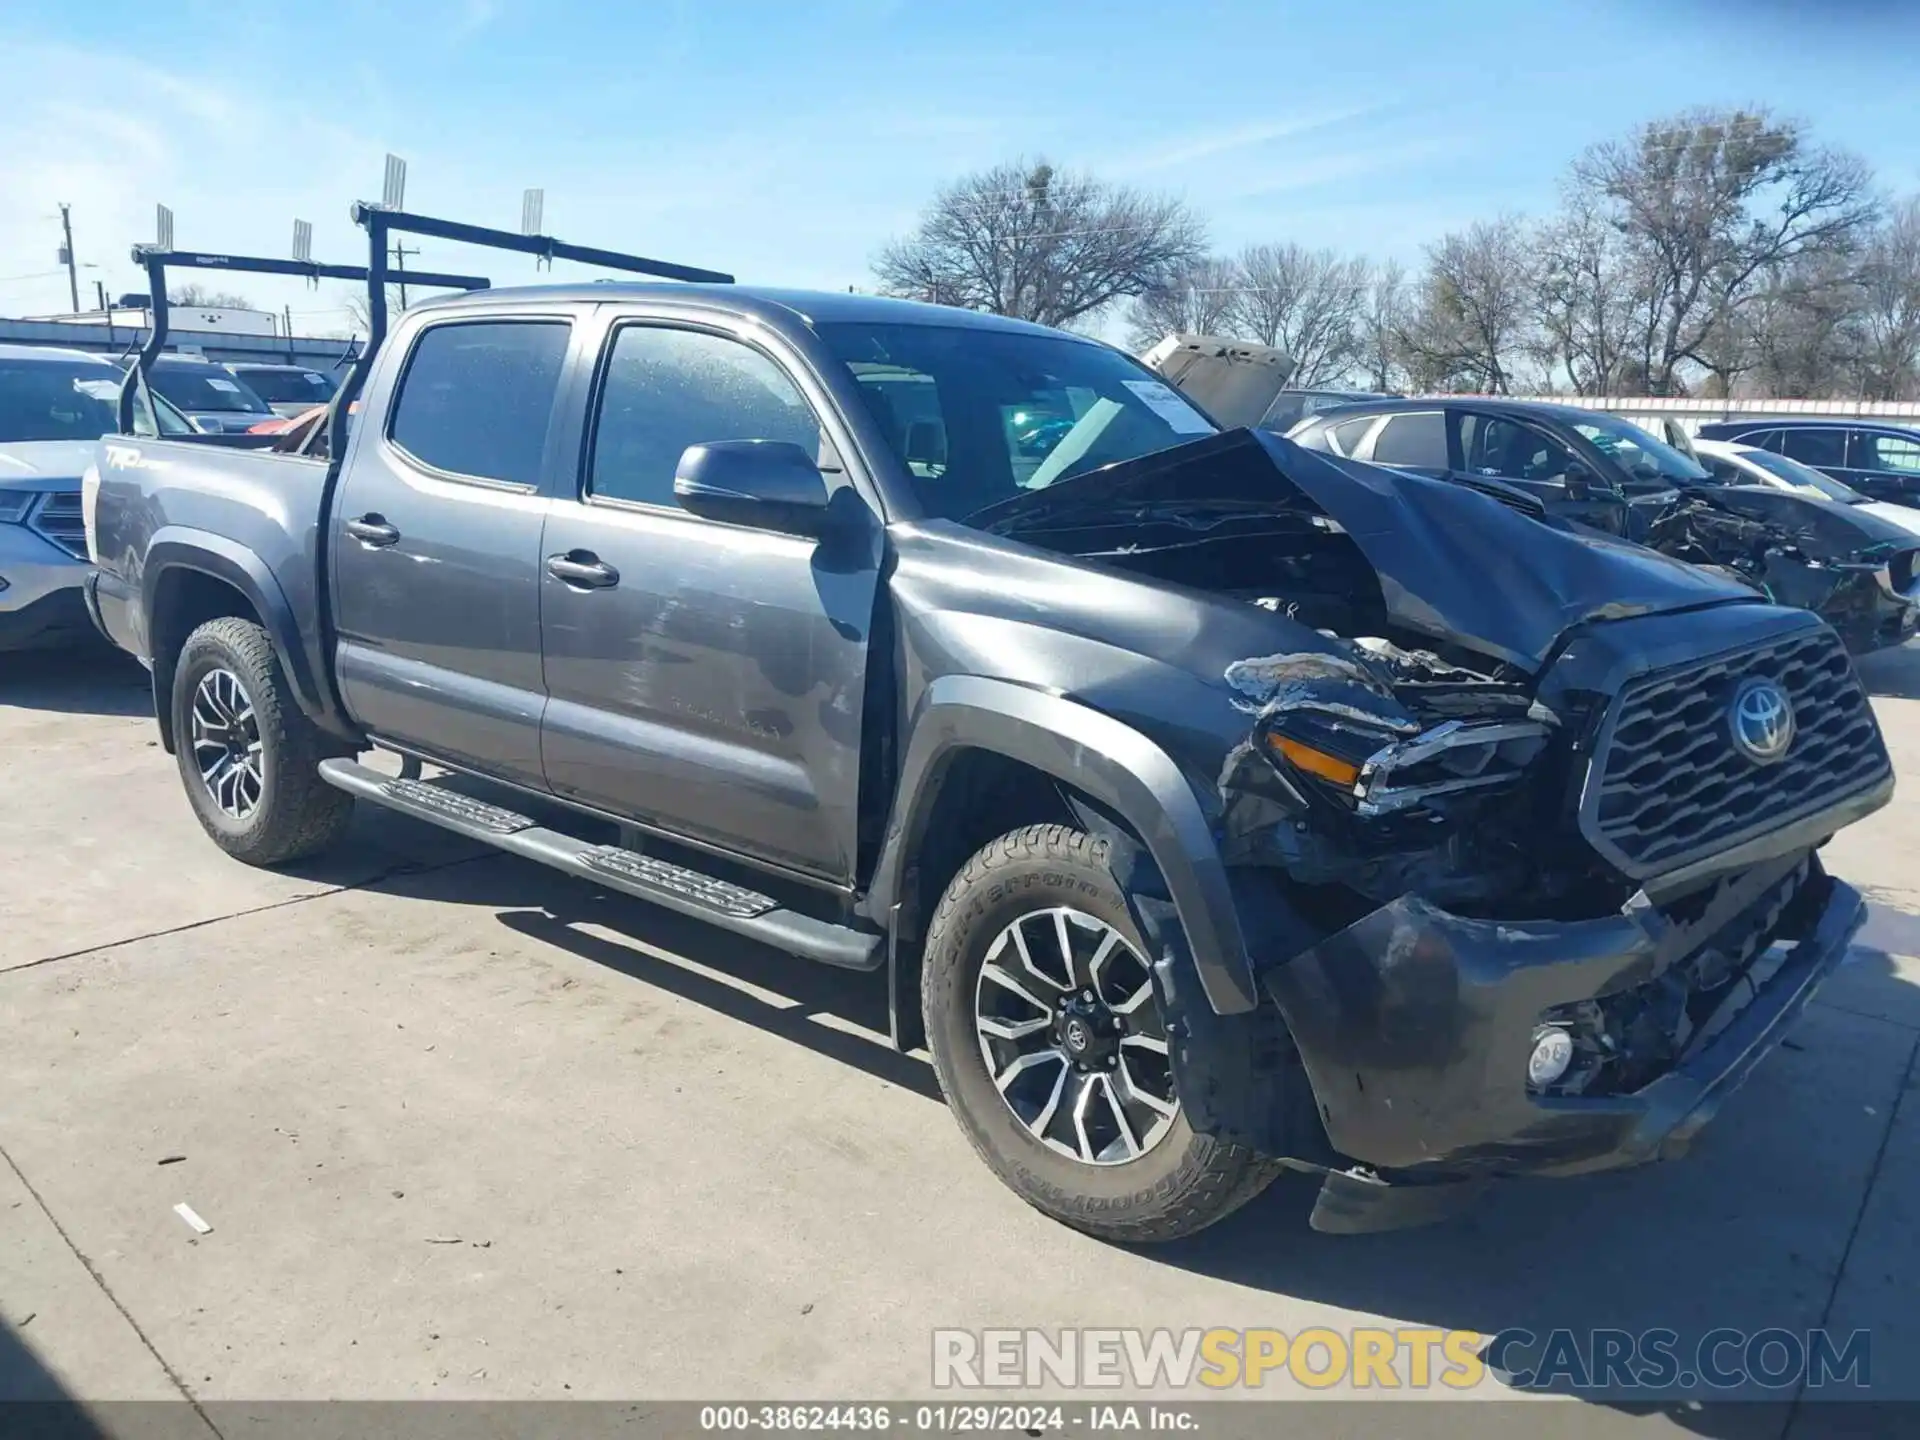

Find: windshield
<box><xmin>0</xmin><ymin>359</ymin><xmax>130</xmax><ymax>441</ymax></box>
<box><xmin>1737</xmin><ymin>448</ymin><xmax>1865</xmax><ymax>502</ymax></box>
<box><xmin>233</xmin><ymin>367</ymin><xmax>338</xmax><ymax>404</ymax></box>
<box><xmin>1570</xmin><ymin>413</ymin><xmax>1710</xmax><ymax>485</ymax></box>
<box><xmin>815</xmin><ymin>322</ymin><xmax>1217</xmax><ymax>520</ymax></box>
<box><xmin>150</xmin><ymin>364</ymin><xmax>272</xmax><ymax>414</ymax></box>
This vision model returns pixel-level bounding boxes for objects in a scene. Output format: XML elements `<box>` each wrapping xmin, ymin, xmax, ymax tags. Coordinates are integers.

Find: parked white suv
<box><xmin>1</xmin><ymin>344</ymin><xmax>188</xmax><ymax>651</ymax></box>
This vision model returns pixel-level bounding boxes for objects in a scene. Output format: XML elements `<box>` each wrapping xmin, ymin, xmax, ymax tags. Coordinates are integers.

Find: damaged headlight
<box><xmin>1265</xmin><ymin>713</ymin><xmax>1550</xmax><ymax>817</ymax></box>
<box><xmin>1874</xmin><ymin>550</ymin><xmax>1920</xmax><ymax>604</ymax></box>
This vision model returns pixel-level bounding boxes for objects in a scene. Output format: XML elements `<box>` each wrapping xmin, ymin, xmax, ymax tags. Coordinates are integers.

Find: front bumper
<box><xmin>1263</xmin><ymin>858</ymin><xmax>1863</xmax><ymax>1230</ymax></box>
<box><xmin>0</xmin><ymin>524</ymin><xmax>91</xmax><ymax>652</ymax></box>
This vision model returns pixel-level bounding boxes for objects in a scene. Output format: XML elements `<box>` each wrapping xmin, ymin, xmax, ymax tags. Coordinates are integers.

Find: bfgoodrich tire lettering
<box><xmin>921</xmin><ymin>824</ymin><xmax>1283</xmax><ymax>1242</ymax></box>
<box><xmin>170</xmin><ymin>616</ymin><xmax>353</xmax><ymax>865</ymax></box>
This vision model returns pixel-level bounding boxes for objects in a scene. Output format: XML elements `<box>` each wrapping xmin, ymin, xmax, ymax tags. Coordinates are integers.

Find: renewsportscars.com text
<box><xmin>932</xmin><ymin>1326</ymin><xmax>1871</xmax><ymax>1392</ymax></box>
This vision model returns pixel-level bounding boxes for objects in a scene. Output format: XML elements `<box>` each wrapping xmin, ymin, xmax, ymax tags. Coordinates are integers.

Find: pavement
<box><xmin>2</xmin><ymin>642</ymin><xmax>1918</xmax><ymax>1439</ymax></box>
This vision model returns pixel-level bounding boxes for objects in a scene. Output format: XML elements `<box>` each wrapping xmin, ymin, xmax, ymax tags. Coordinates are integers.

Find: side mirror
<box><xmin>673</xmin><ymin>439</ymin><xmax>830</xmax><ymax>537</ymax></box>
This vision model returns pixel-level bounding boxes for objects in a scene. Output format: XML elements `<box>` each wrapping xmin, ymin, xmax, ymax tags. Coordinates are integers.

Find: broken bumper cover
<box><xmin>1263</xmin><ymin>862</ymin><xmax>1864</xmax><ymax>1231</ymax></box>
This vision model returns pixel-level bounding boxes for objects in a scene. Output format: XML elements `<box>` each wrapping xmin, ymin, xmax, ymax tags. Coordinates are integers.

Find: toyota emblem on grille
<box><xmin>1729</xmin><ymin>678</ymin><xmax>1795</xmax><ymax>764</ymax></box>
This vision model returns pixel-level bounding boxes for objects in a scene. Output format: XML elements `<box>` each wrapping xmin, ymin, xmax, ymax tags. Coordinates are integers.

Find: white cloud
<box><xmin>1105</xmin><ymin>106</ymin><xmax>1389</xmax><ymax>176</ymax></box>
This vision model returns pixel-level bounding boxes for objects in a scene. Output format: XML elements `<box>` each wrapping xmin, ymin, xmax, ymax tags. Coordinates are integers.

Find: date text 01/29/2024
<box><xmin>698</xmin><ymin>1404</ymin><xmax>1196</xmax><ymax>1432</ymax></box>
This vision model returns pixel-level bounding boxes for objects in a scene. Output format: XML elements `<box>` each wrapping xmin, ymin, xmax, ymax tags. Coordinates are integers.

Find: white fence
<box><xmin>1508</xmin><ymin>394</ymin><xmax>1920</xmax><ymax>435</ymax></box>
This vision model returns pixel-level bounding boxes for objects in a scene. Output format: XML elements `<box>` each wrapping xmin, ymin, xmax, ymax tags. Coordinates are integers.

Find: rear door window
<box><xmin>387</xmin><ymin>320</ymin><xmax>571</xmax><ymax>486</ymax></box>
<box><xmin>1853</xmin><ymin>430</ymin><xmax>1920</xmax><ymax>474</ymax></box>
<box><xmin>1779</xmin><ymin>428</ymin><xmax>1846</xmax><ymax>469</ymax></box>
<box><xmin>1368</xmin><ymin>411</ymin><xmax>1447</xmax><ymax>468</ymax></box>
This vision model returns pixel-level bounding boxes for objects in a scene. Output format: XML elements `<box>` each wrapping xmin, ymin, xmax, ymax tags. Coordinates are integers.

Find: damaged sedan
<box><xmin>1288</xmin><ymin>397</ymin><xmax>1920</xmax><ymax>654</ymax></box>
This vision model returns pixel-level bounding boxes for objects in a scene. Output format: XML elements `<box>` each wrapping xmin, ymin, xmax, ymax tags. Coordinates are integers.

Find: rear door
<box><xmin>536</xmin><ymin>311</ymin><xmax>882</xmax><ymax>883</ymax></box>
<box><xmin>332</xmin><ymin>311</ymin><xmax>578</xmax><ymax>788</ymax></box>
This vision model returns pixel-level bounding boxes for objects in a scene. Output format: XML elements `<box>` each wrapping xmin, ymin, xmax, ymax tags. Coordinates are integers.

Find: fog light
<box><xmin>1527</xmin><ymin>1026</ymin><xmax>1575</xmax><ymax>1088</ymax></box>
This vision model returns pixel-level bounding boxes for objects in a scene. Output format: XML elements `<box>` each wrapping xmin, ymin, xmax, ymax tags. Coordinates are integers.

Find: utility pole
<box><xmin>391</xmin><ymin>241</ymin><xmax>420</xmax><ymax>309</ymax></box>
<box><xmin>58</xmin><ymin>204</ymin><xmax>80</xmax><ymax>312</ymax></box>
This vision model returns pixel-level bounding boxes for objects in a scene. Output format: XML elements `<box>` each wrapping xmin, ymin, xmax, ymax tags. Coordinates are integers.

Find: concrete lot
<box><xmin>2</xmin><ymin>643</ymin><xmax>1917</xmax><ymax>1437</ymax></box>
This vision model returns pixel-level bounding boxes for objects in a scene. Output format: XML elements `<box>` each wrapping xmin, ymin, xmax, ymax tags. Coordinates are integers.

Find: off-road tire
<box><xmin>171</xmin><ymin>616</ymin><xmax>353</xmax><ymax>865</ymax></box>
<box><xmin>922</xmin><ymin>824</ymin><xmax>1284</xmax><ymax>1243</ymax></box>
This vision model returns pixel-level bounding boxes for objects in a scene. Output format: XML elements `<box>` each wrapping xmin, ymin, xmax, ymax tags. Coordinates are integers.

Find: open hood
<box><xmin>978</xmin><ymin>428</ymin><xmax>1756</xmax><ymax>670</ymax></box>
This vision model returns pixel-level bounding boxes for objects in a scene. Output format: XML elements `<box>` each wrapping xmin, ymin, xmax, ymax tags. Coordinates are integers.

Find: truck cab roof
<box><xmin>406</xmin><ymin>282</ymin><xmax>1078</xmax><ymax>339</ymax></box>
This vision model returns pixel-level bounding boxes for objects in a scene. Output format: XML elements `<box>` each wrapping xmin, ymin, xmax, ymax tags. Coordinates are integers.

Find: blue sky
<box><xmin>3</xmin><ymin>0</ymin><xmax>1917</xmax><ymax>336</ymax></box>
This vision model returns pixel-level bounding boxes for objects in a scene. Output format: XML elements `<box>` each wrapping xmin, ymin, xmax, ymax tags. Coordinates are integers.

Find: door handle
<box><xmin>547</xmin><ymin>551</ymin><xmax>620</xmax><ymax>589</ymax></box>
<box><xmin>344</xmin><ymin>514</ymin><xmax>400</xmax><ymax>547</ymax></box>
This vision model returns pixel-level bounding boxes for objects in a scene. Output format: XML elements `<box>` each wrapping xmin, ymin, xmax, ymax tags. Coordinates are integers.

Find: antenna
<box><xmin>292</xmin><ymin>218</ymin><xmax>313</xmax><ymax>263</ymax></box>
<box><xmin>521</xmin><ymin>188</ymin><xmax>545</xmax><ymax>237</ymax></box>
<box><xmin>382</xmin><ymin>154</ymin><xmax>408</xmax><ymax>211</ymax></box>
<box><xmin>155</xmin><ymin>204</ymin><xmax>175</xmax><ymax>251</ymax></box>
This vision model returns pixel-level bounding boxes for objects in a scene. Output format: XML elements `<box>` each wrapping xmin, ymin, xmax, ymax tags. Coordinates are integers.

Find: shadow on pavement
<box><xmin>0</xmin><ymin>1316</ymin><xmax>109</xmax><ymax>1437</ymax></box>
<box><xmin>1855</xmin><ymin>641</ymin><xmax>1920</xmax><ymax>700</ymax></box>
<box><xmin>0</xmin><ymin>647</ymin><xmax>151</xmax><ymax>719</ymax></box>
<box><xmin>347</xmin><ymin>832</ymin><xmax>1920</xmax><ymax>1435</ymax></box>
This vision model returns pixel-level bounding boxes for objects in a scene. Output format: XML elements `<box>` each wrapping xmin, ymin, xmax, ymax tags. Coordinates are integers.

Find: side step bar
<box><xmin>317</xmin><ymin>759</ymin><xmax>883</xmax><ymax>971</ymax></box>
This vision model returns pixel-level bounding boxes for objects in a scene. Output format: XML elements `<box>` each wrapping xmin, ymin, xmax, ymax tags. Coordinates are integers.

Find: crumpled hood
<box><xmin>1686</xmin><ymin>483</ymin><xmax>1920</xmax><ymax>561</ymax></box>
<box><xmin>0</xmin><ymin>440</ymin><xmax>97</xmax><ymax>488</ymax></box>
<box><xmin>979</xmin><ymin>428</ymin><xmax>1754</xmax><ymax>670</ymax></box>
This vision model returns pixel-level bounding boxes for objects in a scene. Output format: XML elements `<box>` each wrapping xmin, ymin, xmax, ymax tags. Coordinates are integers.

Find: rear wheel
<box><xmin>171</xmin><ymin>616</ymin><xmax>353</xmax><ymax>865</ymax></box>
<box><xmin>922</xmin><ymin>824</ymin><xmax>1282</xmax><ymax>1243</ymax></box>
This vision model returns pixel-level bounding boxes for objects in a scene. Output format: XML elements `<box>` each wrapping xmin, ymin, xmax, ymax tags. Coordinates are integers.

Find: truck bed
<box><xmin>90</xmin><ymin>435</ymin><xmax>338</xmax><ymax>728</ymax></box>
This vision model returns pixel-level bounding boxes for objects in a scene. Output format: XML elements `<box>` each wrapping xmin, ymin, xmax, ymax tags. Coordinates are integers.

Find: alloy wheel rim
<box><xmin>973</xmin><ymin>907</ymin><xmax>1178</xmax><ymax>1166</ymax></box>
<box><xmin>189</xmin><ymin>668</ymin><xmax>265</xmax><ymax>820</ymax></box>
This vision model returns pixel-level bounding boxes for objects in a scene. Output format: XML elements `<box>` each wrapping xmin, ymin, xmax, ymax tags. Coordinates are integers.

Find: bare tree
<box><xmin>874</xmin><ymin>159</ymin><xmax>1207</xmax><ymax>329</ymax></box>
<box><xmin>1355</xmin><ymin>259</ymin><xmax>1407</xmax><ymax>392</ymax></box>
<box><xmin>1399</xmin><ymin>218</ymin><xmax>1536</xmax><ymax>393</ymax></box>
<box><xmin>1532</xmin><ymin>196</ymin><xmax>1640</xmax><ymax>394</ymax></box>
<box><xmin>1736</xmin><ymin>252</ymin><xmax>1865</xmax><ymax>398</ymax></box>
<box><xmin>1228</xmin><ymin>244</ymin><xmax>1370</xmax><ymax>387</ymax></box>
<box><xmin>1571</xmin><ymin>108</ymin><xmax>1877</xmax><ymax>395</ymax></box>
<box><xmin>169</xmin><ymin>283</ymin><xmax>254</xmax><ymax>309</ymax></box>
<box><xmin>342</xmin><ymin>284</ymin><xmax>409</xmax><ymax>337</ymax></box>
<box><xmin>1123</xmin><ymin>256</ymin><xmax>1242</xmax><ymax>350</ymax></box>
<box><xmin>1853</xmin><ymin>197</ymin><xmax>1920</xmax><ymax>400</ymax></box>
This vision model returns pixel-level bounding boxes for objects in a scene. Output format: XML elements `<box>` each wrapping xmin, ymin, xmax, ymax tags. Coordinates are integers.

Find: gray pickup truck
<box><xmin>85</xmin><ymin>217</ymin><xmax>1894</xmax><ymax>1242</ymax></box>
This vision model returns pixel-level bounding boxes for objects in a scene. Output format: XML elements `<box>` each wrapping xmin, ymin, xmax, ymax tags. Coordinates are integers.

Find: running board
<box><xmin>317</xmin><ymin>759</ymin><xmax>882</xmax><ymax>971</ymax></box>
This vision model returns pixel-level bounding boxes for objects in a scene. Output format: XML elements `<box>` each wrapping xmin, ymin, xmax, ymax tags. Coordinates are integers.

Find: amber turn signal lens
<box><xmin>1268</xmin><ymin>734</ymin><xmax>1363</xmax><ymax>787</ymax></box>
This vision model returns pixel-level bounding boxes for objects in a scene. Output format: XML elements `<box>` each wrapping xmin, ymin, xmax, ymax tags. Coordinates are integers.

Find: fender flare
<box><xmin>867</xmin><ymin>674</ymin><xmax>1259</xmax><ymax>1014</ymax></box>
<box><xmin>143</xmin><ymin>529</ymin><xmax>338</xmax><ymax>738</ymax></box>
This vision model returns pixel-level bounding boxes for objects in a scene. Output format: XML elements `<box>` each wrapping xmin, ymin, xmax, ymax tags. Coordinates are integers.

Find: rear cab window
<box><xmin>387</xmin><ymin>319</ymin><xmax>572</xmax><ymax>485</ymax></box>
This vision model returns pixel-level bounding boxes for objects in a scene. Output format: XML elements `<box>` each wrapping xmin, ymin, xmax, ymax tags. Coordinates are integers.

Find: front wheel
<box><xmin>921</xmin><ymin>824</ymin><xmax>1282</xmax><ymax>1243</ymax></box>
<box><xmin>171</xmin><ymin>616</ymin><xmax>353</xmax><ymax>866</ymax></box>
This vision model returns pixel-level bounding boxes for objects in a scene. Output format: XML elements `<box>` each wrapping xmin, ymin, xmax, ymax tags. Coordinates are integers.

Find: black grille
<box><xmin>30</xmin><ymin>489</ymin><xmax>87</xmax><ymax>559</ymax></box>
<box><xmin>1581</xmin><ymin>625</ymin><xmax>1889</xmax><ymax>878</ymax></box>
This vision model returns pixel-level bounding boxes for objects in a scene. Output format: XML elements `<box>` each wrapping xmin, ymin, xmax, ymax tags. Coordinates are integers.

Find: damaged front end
<box><xmin>980</xmin><ymin>431</ymin><xmax>1895</xmax><ymax>1231</ymax></box>
<box><xmin>1646</xmin><ymin>486</ymin><xmax>1920</xmax><ymax>655</ymax></box>
<box><xmin>1218</xmin><ymin>609</ymin><xmax>1890</xmax><ymax>1232</ymax></box>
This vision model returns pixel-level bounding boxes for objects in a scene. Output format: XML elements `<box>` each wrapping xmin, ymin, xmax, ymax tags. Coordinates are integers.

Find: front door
<box><xmin>1454</xmin><ymin>410</ymin><xmax>1631</xmax><ymax>535</ymax></box>
<box><xmin>537</xmin><ymin>317</ymin><xmax>881</xmax><ymax>883</ymax></box>
<box><xmin>332</xmin><ymin>314</ymin><xmax>575</xmax><ymax>787</ymax></box>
